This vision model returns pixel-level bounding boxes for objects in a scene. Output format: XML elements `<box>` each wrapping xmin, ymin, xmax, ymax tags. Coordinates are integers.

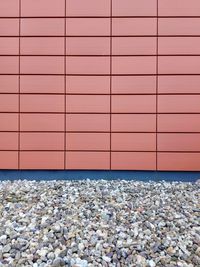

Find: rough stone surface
<box><xmin>0</xmin><ymin>179</ymin><xmax>199</xmax><ymax>266</ymax></box>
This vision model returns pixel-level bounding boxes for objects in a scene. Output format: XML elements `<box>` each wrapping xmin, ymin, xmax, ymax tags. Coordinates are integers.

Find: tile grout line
<box><xmin>64</xmin><ymin>0</ymin><xmax>67</xmax><ymax>169</ymax></box>
<box><xmin>18</xmin><ymin>0</ymin><xmax>21</xmax><ymax>170</ymax></box>
<box><xmin>156</xmin><ymin>0</ymin><xmax>159</xmax><ymax>170</ymax></box>
<box><xmin>110</xmin><ymin>0</ymin><xmax>112</xmax><ymax>170</ymax></box>
<box><xmin>2</xmin><ymin>15</ymin><xmax>200</xmax><ymax>18</ymax></box>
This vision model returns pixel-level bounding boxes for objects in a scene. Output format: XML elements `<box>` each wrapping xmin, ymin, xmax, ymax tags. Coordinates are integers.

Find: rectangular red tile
<box><xmin>67</xmin><ymin>95</ymin><xmax>110</xmax><ymax>113</ymax></box>
<box><xmin>158</xmin><ymin>114</ymin><xmax>200</xmax><ymax>132</ymax></box>
<box><xmin>0</xmin><ymin>56</ymin><xmax>19</xmax><ymax>74</ymax></box>
<box><xmin>66</xmin><ymin>152</ymin><xmax>110</xmax><ymax>170</ymax></box>
<box><xmin>111</xmin><ymin>152</ymin><xmax>156</xmax><ymax>170</ymax></box>
<box><xmin>20</xmin><ymin>151</ymin><xmax>64</xmax><ymax>169</ymax></box>
<box><xmin>66</xmin><ymin>37</ymin><xmax>110</xmax><ymax>55</ymax></box>
<box><xmin>0</xmin><ymin>0</ymin><xmax>19</xmax><ymax>17</ymax></box>
<box><xmin>112</xmin><ymin>133</ymin><xmax>156</xmax><ymax>151</ymax></box>
<box><xmin>159</xmin><ymin>18</ymin><xmax>200</xmax><ymax>36</ymax></box>
<box><xmin>66</xmin><ymin>0</ymin><xmax>110</xmax><ymax>16</ymax></box>
<box><xmin>112</xmin><ymin>56</ymin><xmax>156</xmax><ymax>75</ymax></box>
<box><xmin>113</xmin><ymin>0</ymin><xmax>156</xmax><ymax>16</ymax></box>
<box><xmin>0</xmin><ymin>38</ymin><xmax>19</xmax><ymax>55</ymax></box>
<box><xmin>0</xmin><ymin>132</ymin><xmax>18</xmax><ymax>150</ymax></box>
<box><xmin>158</xmin><ymin>76</ymin><xmax>200</xmax><ymax>94</ymax></box>
<box><xmin>112</xmin><ymin>37</ymin><xmax>156</xmax><ymax>55</ymax></box>
<box><xmin>21</xmin><ymin>0</ymin><xmax>65</xmax><ymax>17</ymax></box>
<box><xmin>0</xmin><ymin>114</ymin><xmax>18</xmax><ymax>131</ymax></box>
<box><xmin>157</xmin><ymin>153</ymin><xmax>200</xmax><ymax>171</ymax></box>
<box><xmin>20</xmin><ymin>114</ymin><xmax>64</xmax><ymax>132</ymax></box>
<box><xmin>0</xmin><ymin>75</ymin><xmax>18</xmax><ymax>93</ymax></box>
<box><xmin>67</xmin><ymin>18</ymin><xmax>110</xmax><ymax>36</ymax></box>
<box><xmin>112</xmin><ymin>76</ymin><xmax>156</xmax><ymax>94</ymax></box>
<box><xmin>158</xmin><ymin>133</ymin><xmax>200</xmax><ymax>152</ymax></box>
<box><xmin>67</xmin><ymin>114</ymin><xmax>110</xmax><ymax>132</ymax></box>
<box><xmin>112</xmin><ymin>18</ymin><xmax>157</xmax><ymax>36</ymax></box>
<box><xmin>67</xmin><ymin>57</ymin><xmax>110</xmax><ymax>74</ymax></box>
<box><xmin>21</xmin><ymin>37</ymin><xmax>65</xmax><ymax>55</ymax></box>
<box><xmin>159</xmin><ymin>56</ymin><xmax>200</xmax><ymax>74</ymax></box>
<box><xmin>112</xmin><ymin>114</ymin><xmax>156</xmax><ymax>132</ymax></box>
<box><xmin>0</xmin><ymin>151</ymin><xmax>18</xmax><ymax>169</ymax></box>
<box><xmin>20</xmin><ymin>133</ymin><xmax>64</xmax><ymax>150</ymax></box>
<box><xmin>20</xmin><ymin>75</ymin><xmax>64</xmax><ymax>94</ymax></box>
<box><xmin>67</xmin><ymin>133</ymin><xmax>110</xmax><ymax>150</ymax></box>
<box><xmin>112</xmin><ymin>95</ymin><xmax>156</xmax><ymax>113</ymax></box>
<box><xmin>158</xmin><ymin>37</ymin><xmax>200</xmax><ymax>55</ymax></box>
<box><xmin>0</xmin><ymin>94</ymin><xmax>18</xmax><ymax>112</ymax></box>
<box><xmin>67</xmin><ymin>76</ymin><xmax>110</xmax><ymax>94</ymax></box>
<box><xmin>158</xmin><ymin>95</ymin><xmax>200</xmax><ymax>113</ymax></box>
<box><xmin>159</xmin><ymin>0</ymin><xmax>200</xmax><ymax>16</ymax></box>
<box><xmin>20</xmin><ymin>95</ymin><xmax>64</xmax><ymax>113</ymax></box>
<box><xmin>20</xmin><ymin>56</ymin><xmax>64</xmax><ymax>74</ymax></box>
<box><xmin>0</xmin><ymin>19</ymin><xmax>19</xmax><ymax>36</ymax></box>
<box><xmin>21</xmin><ymin>19</ymin><xmax>65</xmax><ymax>36</ymax></box>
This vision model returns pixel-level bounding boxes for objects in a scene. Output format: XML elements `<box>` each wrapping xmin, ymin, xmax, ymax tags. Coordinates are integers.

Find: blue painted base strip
<box><xmin>0</xmin><ymin>170</ymin><xmax>199</xmax><ymax>182</ymax></box>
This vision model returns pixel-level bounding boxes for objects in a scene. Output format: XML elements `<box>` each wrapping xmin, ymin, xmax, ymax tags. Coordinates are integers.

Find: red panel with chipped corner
<box><xmin>0</xmin><ymin>0</ymin><xmax>199</xmax><ymax>171</ymax></box>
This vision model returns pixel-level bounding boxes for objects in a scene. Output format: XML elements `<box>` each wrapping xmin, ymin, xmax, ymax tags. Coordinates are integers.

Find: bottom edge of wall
<box><xmin>0</xmin><ymin>169</ymin><xmax>200</xmax><ymax>182</ymax></box>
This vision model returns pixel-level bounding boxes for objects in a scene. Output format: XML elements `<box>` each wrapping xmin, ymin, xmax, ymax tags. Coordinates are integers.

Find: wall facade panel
<box><xmin>0</xmin><ymin>1</ymin><xmax>199</xmax><ymax>170</ymax></box>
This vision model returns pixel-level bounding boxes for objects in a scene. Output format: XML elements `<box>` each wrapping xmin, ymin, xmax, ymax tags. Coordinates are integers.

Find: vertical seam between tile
<box><xmin>156</xmin><ymin>0</ymin><xmax>159</xmax><ymax>170</ymax></box>
<box><xmin>64</xmin><ymin>0</ymin><xmax>67</xmax><ymax>169</ymax></box>
<box><xmin>18</xmin><ymin>0</ymin><xmax>21</xmax><ymax>169</ymax></box>
<box><xmin>110</xmin><ymin>0</ymin><xmax>112</xmax><ymax>170</ymax></box>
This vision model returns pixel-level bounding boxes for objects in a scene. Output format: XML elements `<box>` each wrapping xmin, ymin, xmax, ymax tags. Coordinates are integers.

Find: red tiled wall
<box><xmin>0</xmin><ymin>0</ymin><xmax>200</xmax><ymax>171</ymax></box>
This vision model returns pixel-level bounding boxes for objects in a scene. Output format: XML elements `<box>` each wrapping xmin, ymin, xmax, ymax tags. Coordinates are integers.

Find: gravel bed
<box><xmin>0</xmin><ymin>179</ymin><xmax>199</xmax><ymax>267</ymax></box>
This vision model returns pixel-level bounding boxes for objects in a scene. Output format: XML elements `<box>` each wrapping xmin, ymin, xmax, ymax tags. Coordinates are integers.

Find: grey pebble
<box><xmin>0</xmin><ymin>180</ymin><xmax>199</xmax><ymax>266</ymax></box>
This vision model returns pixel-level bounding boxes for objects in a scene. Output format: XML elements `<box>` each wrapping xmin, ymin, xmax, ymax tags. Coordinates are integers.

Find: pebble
<box><xmin>148</xmin><ymin>259</ymin><xmax>156</xmax><ymax>267</ymax></box>
<box><xmin>78</xmin><ymin>243</ymin><xmax>85</xmax><ymax>251</ymax></box>
<box><xmin>0</xmin><ymin>180</ymin><xmax>199</xmax><ymax>266</ymax></box>
<box><xmin>2</xmin><ymin>244</ymin><xmax>11</xmax><ymax>253</ymax></box>
<box><xmin>136</xmin><ymin>255</ymin><xmax>147</xmax><ymax>266</ymax></box>
<box><xmin>52</xmin><ymin>257</ymin><xmax>65</xmax><ymax>267</ymax></box>
<box><xmin>102</xmin><ymin>255</ymin><xmax>111</xmax><ymax>262</ymax></box>
<box><xmin>196</xmin><ymin>247</ymin><xmax>200</xmax><ymax>256</ymax></box>
<box><xmin>167</xmin><ymin>246</ymin><xmax>176</xmax><ymax>256</ymax></box>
